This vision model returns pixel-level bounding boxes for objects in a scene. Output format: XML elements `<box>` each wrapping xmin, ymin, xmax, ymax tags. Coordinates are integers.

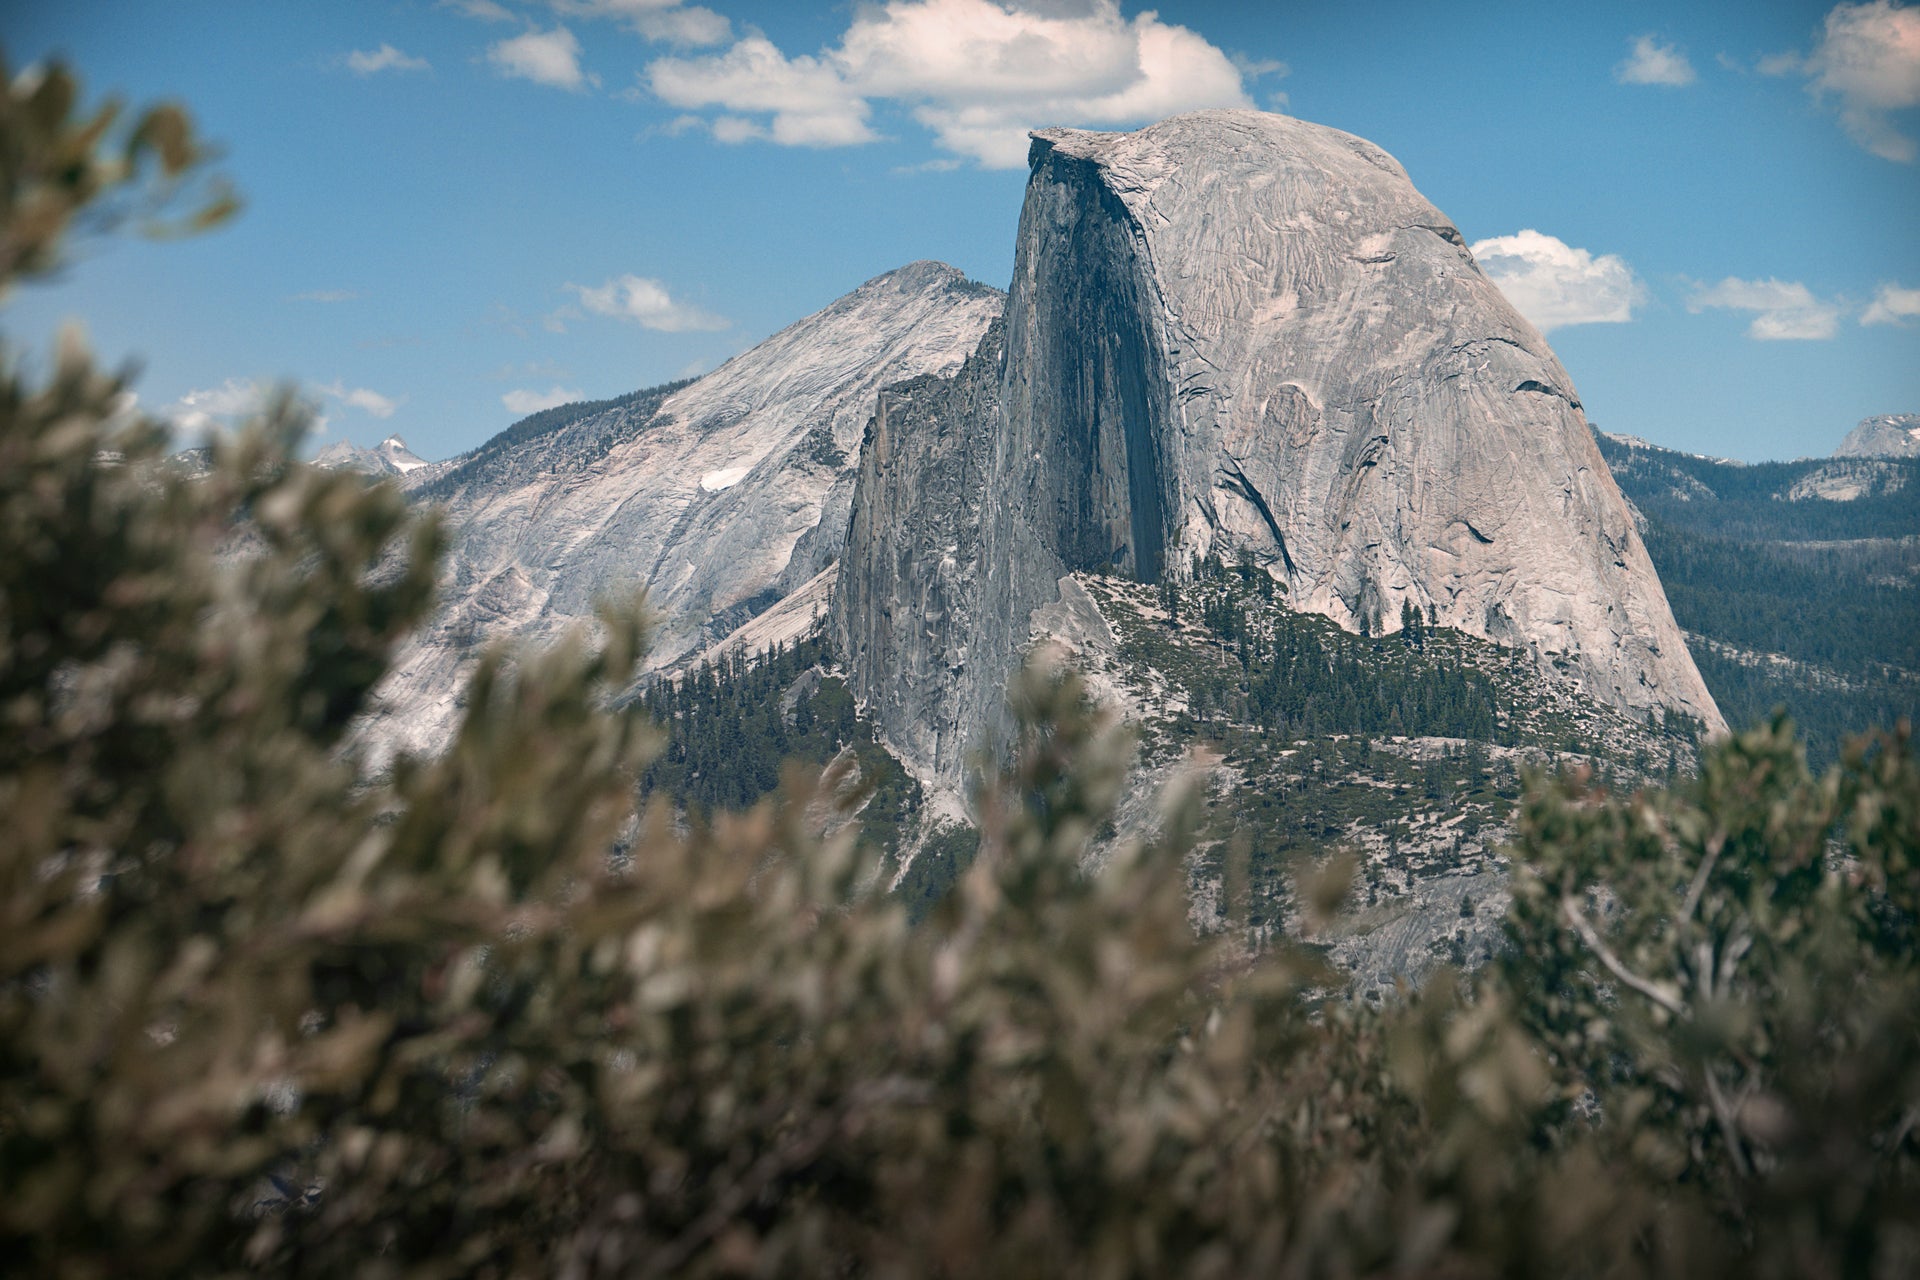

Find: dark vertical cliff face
<box><xmin>1005</xmin><ymin>140</ymin><xmax>1172</xmax><ymax>583</ymax></box>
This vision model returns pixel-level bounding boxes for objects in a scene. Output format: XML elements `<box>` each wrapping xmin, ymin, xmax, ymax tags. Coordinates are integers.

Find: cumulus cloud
<box><xmin>1862</xmin><ymin>281</ymin><xmax>1920</xmax><ymax>324</ymax></box>
<box><xmin>346</xmin><ymin>43</ymin><xmax>431</xmax><ymax>75</ymax></box>
<box><xmin>504</xmin><ymin>385</ymin><xmax>587</xmax><ymax>415</ymax></box>
<box><xmin>567</xmin><ymin>274</ymin><xmax>730</xmax><ymax>330</ymax></box>
<box><xmin>1762</xmin><ymin>1</ymin><xmax>1920</xmax><ymax>162</ymax></box>
<box><xmin>488</xmin><ymin>26</ymin><xmax>595</xmax><ymax>90</ymax></box>
<box><xmin>551</xmin><ymin>0</ymin><xmax>731</xmax><ymax>47</ymax></box>
<box><xmin>318</xmin><ymin>380</ymin><xmax>403</xmax><ymax>418</ymax></box>
<box><xmin>649</xmin><ymin>36</ymin><xmax>877</xmax><ymax>145</ymax></box>
<box><xmin>646</xmin><ymin>0</ymin><xmax>1252</xmax><ymax>167</ymax></box>
<box><xmin>1468</xmin><ymin>230</ymin><xmax>1644</xmax><ymax>332</ymax></box>
<box><xmin>1615</xmin><ymin>34</ymin><xmax>1697</xmax><ymax>87</ymax></box>
<box><xmin>1687</xmin><ymin>277</ymin><xmax>1843</xmax><ymax>340</ymax></box>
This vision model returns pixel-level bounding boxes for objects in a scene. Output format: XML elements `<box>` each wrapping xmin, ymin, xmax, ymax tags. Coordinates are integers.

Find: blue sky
<box><xmin>5</xmin><ymin>0</ymin><xmax>1917</xmax><ymax>462</ymax></box>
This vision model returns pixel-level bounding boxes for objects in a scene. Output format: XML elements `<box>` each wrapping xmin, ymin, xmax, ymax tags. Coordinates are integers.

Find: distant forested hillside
<box><xmin>1597</xmin><ymin>432</ymin><xmax>1919</xmax><ymax>766</ymax></box>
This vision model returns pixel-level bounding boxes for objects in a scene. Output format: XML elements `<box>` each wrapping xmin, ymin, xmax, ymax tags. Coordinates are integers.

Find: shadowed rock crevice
<box><xmin>1014</xmin><ymin>138</ymin><xmax>1172</xmax><ymax>584</ymax></box>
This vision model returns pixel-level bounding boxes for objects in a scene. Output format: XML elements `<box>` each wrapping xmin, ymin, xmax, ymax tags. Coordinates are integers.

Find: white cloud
<box><xmin>440</xmin><ymin>0</ymin><xmax>516</xmax><ymax>20</ymax></box>
<box><xmin>550</xmin><ymin>0</ymin><xmax>731</xmax><ymax>47</ymax></box>
<box><xmin>1615</xmin><ymin>34</ymin><xmax>1697</xmax><ymax>87</ymax></box>
<box><xmin>290</xmin><ymin>289</ymin><xmax>360</xmax><ymax>303</ymax></box>
<box><xmin>649</xmin><ymin>35</ymin><xmax>877</xmax><ymax>146</ymax></box>
<box><xmin>1687</xmin><ymin>277</ymin><xmax>1843</xmax><ymax>340</ymax></box>
<box><xmin>504</xmin><ymin>385</ymin><xmax>586</xmax><ymax>415</ymax></box>
<box><xmin>346</xmin><ymin>43</ymin><xmax>431</xmax><ymax>75</ymax></box>
<box><xmin>1468</xmin><ymin>230</ymin><xmax>1644</xmax><ymax>332</ymax></box>
<box><xmin>166</xmin><ymin>377</ymin><xmax>268</xmax><ymax>437</ymax></box>
<box><xmin>645</xmin><ymin>0</ymin><xmax>1252</xmax><ymax>167</ymax></box>
<box><xmin>567</xmin><ymin>274</ymin><xmax>730</xmax><ymax>330</ymax></box>
<box><xmin>488</xmin><ymin>26</ymin><xmax>596</xmax><ymax>90</ymax></box>
<box><xmin>1862</xmin><ymin>281</ymin><xmax>1920</xmax><ymax>324</ymax></box>
<box><xmin>318</xmin><ymin>380</ymin><xmax>402</xmax><ymax>418</ymax></box>
<box><xmin>1764</xmin><ymin>1</ymin><xmax>1920</xmax><ymax>162</ymax></box>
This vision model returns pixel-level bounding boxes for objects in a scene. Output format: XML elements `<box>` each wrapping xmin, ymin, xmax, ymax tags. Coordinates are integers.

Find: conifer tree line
<box><xmin>635</xmin><ymin>636</ymin><xmax>918</xmax><ymax>849</ymax></box>
<box><xmin>1162</xmin><ymin>554</ymin><xmax>1503</xmax><ymax>743</ymax></box>
<box><xmin>2</xmin><ymin>59</ymin><xmax>1916</xmax><ymax>1279</ymax></box>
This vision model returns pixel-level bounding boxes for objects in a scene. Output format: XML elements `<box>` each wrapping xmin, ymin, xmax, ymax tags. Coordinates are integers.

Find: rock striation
<box><xmin>834</xmin><ymin>110</ymin><xmax>1723</xmax><ymax>783</ymax></box>
<box><xmin>1835</xmin><ymin>413</ymin><xmax>1920</xmax><ymax>459</ymax></box>
<box><xmin>361</xmin><ymin>262</ymin><xmax>1002</xmax><ymax>764</ymax></box>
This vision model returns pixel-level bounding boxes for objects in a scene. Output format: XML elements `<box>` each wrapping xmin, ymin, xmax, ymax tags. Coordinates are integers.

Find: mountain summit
<box><xmin>313</xmin><ymin>433</ymin><xmax>432</xmax><ymax>478</ymax></box>
<box><xmin>835</xmin><ymin>109</ymin><xmax>1723</xmax><ymax>780</ymax></box>
<box><xmin>1834</xmin><ymin>414</ymin><xmax>1920</xmax><ymax>459</ymax></box>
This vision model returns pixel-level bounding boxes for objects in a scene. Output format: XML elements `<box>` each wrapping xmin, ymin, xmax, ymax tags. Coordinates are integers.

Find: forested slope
<box><xmin>1597</xmin><ymin>431</ymin><xmax>1919</xmax><ymax>766</ymax></box>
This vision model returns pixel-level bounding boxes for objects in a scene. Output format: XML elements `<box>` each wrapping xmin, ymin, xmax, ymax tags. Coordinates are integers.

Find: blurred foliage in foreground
<box><xmin>3</xmin><ymin>56</ymin><xmax>1918</xmax><ymax>1279</ymax></box>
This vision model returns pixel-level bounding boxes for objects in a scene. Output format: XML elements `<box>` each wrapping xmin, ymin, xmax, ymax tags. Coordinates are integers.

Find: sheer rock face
<box><xmin>834</xmin><ymin>319</ymin><xmax>1004</xmax><ymax>782</ymax></box>
<box><xmin>362</xmin><ymin>262</ymin><xmax>1002</xmax><ymax>765</ymax></box>
<box><xmin>836</xmin><ymin>110</ymin><xmax>1722</xmax><ymax>780</ymax></box>
<box><xmin>1835</xmin><ymin>414</ymin><xmax>1920</xmax><ymax>459</ymax></box>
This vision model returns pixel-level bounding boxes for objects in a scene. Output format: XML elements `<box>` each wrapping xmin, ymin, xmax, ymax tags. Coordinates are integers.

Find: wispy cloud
<box><xmin>644</xmin><ymin>0</ymin><xmax>1252</xmax><ymax>168</ymax></box>
<box><xmin>1862</xmin><ymin>281</ymin><xmax>1920</xmax><ymax>325</ymax></box>
<box><xmin>1469</xmin><ymin>230</ymin><xmax>1644</xmax><ymax>332</ymax></box>
<box><xmin>489</xmin><ymin>358</ymin><xmax>575</xmax><ymax>381</ymax></box>
<box><xmin>166</xmin><ymin>377</ymin><xmax>269</xmax><ymax>438</ymax></box>
<box><xmin>346</xmin><ymin>43</ymin><xmax>431</xmax><ymax>76</ymax></box>
<box><xmin>503</xmin><ymin>385</ymin><xmax>585</xmax><ymax>415</ymax></box>
<box><xmin>319</xmin><ymin>380</ymin><xmax>403</xmax><ymax>418</ymax></box>
<box><xmin>440</xmin><ymin>0</ymin><xmax>516</xmax><ymax>20</ymax></box>
<box><xmin>551</xmin><ymin>0</ymin><xmax>731</xmax><ymax>47</ymax></box>
<box><xmin>290</xmin><ymin>289</ymin><xmax>361</xmax><ymax>303</ymax></box>
<box><xmin>1615</xmin><ymin>34</ymin><xmax>1696</xmax><ymax>87</ymax></box>
<box><xmin>1761</xmin><ymin>1</ymin><xmax>1920</xmax><ymax>162</ymax></box>
<box><xmin>488</xmin><ymin>26</ymin><xmax>596</xmax><ymax>90</ymax></box>
<box><xmin>566</xmin><ymin>274</ymin><xmax>729</xmax><ymax>331</ymax></box>
<box><xmin>1687</xmin><ymin>277</ymin><xmax>1843</xmax><ymax>340</ymax></box>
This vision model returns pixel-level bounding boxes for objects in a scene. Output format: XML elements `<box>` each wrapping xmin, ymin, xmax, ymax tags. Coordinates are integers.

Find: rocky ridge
<box><xmin>360</xmin><ymin>262</ymin><xmax>1002</xmax><ymax>765</ymax></box>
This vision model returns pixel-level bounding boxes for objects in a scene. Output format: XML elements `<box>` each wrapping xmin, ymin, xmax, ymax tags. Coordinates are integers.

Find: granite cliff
<box><xmin>835</xmin><ymin>110</ymin><xmax>1723</xmax><ymax>785</ymax></box>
